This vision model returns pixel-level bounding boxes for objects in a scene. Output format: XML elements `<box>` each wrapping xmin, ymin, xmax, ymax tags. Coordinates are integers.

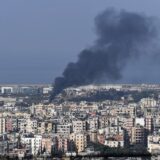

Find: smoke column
<box><xmin>50</xmin><ymin>8</ymin><xmax>158</xmax><ymax>101</ymax></box>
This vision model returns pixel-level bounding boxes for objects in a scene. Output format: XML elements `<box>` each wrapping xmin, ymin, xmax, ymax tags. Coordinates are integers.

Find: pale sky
<box><xmin>0</xmin><ymin>0</ymin><xmax>160</xmax><ymax>84</ymax></box>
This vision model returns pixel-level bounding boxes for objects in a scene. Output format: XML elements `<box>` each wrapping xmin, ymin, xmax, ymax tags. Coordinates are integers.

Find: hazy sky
<box><xmin>0</xmin><ymin>0</ymin><xmax>160</xmax><ymax>84</ymax></box>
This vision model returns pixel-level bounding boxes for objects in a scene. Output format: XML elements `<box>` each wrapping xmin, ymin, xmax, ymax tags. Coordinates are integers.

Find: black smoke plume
<box><xmin>50</xmin><ymin>8</ymin><xmax>158</xmax><ymax>101</ymax></box>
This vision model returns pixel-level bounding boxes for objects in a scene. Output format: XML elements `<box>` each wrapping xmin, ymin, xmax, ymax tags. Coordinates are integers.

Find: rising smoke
<box><xmin>50</xmin><ymin>8</ymin><xmax>158</xmax><ymax>101</ymax></box>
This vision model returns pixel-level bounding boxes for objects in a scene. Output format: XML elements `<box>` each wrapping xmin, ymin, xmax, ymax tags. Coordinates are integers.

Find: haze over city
<box><xmin>2</xmin><ymin>1</ymin><xmax>160</xmax><ymax>159</ymax></box>
<box><xmin>1</xmin><ymin>0</ymin><xmax>160</xmax><ymax>84</ymax></box>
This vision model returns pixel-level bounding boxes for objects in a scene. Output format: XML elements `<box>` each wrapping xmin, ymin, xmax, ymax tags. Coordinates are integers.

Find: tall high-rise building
<box><xmin>131</xmin><ymin>125</ymin><xmax>147</xmax><ymax>146</ymax></box>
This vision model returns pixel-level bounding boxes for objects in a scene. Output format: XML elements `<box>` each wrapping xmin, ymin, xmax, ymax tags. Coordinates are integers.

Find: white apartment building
<box><xmin>42</xmin><ymin>87</ymin><xmax>52</xmax><ymax>94</ymax></box>
<box><xmin>1</xmin><ymin>87</ymin><xmax>13</xmax><ymax>94</ymax></box>
<box><xmin>105</xmin><ymin>137</ymin><xmax>124</xmax><ymax>148</ymax></box>
<box><xmin>21</xmin><ymin>134</ymin><xmax>42</xmax><ymax>155</ymax></box>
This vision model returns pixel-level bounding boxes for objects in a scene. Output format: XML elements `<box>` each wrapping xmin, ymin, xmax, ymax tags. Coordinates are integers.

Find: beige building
<box><xmin>37</xmin><ymin>121</ymin><xmax>53</xmax><ymax>134</ymax></box>
<box><xmin>123</xmin><ymin>118</ymin><xmax>135</xmax><ymax>130</ymax></box>
<box><xmin>45</xmin><ymin>121</ymin><xmax>53</xmax><ymax>133</ymax></box>
<box><xmin>57</xmin><ymin>136</ymin><xmax>69</xmax><ymax>153</ymax></box>
<box><xmin>26</xmin><ymin>119</ymin><xmax>37</xmax><ymax>133</ymax></box>
<box><xmin>123</xmin><ymin>117</ymin><xmax>135</xmax><ymax>144</ymax></box>
<box><xmin>42</xmin><ymin>137</ymin><xmax>53</xmax><ymax>154</ymax></box>
<box><xmin>140</xmin><ymin>98</ymin><xmax>157</xmax><ymax>109</ymax></box>
<box><xmin>70</xmin><ymin>133</ymin><xmax>87</xmax><ymax>153</ymax></box>
<box><xmin>110</xmin><ymin>106</ymin><xmax>135</xmax><ymax>117</ymax></box>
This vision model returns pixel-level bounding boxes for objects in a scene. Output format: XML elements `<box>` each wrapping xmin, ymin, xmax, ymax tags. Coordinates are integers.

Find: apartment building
<box><xmin>5</xmin><ymin>118</ymin><xmax>13</xmax><ymax>132</ymax></box>
<box><xmin>26</xmin><ymin>119</ymin><xmax>37</xmax><ymax>133</ymax></box>
<box><xmin>140</xmin><ymin>98</ymin><xmax>157</xmax><ymax>109</ymax></box>
<box><xmin>105</xmin><ymin>126</ymin><xmax>124</xmax><ymax>138</ymax></box>
<box><xmin>72</xmin><ymin>120</ymin><xmax>86</xmax><ymax>133</ymax></box>
<box><xmin>41</xmin><ymin>136</ymin><xmax>53</xmax><ymax>154</ymax></box>
<box><xmin>37</xmin><ymin>122</ymin><xmax>45</xmax><ymax>134</ymax></box>
<box><xmin>131</xmin><ymin>125</ymin><xmax>146</xmax><ymax>146</ymax></box>
<box><xmin>57</xmin><ymin>137</ymin><xmax>69</xmax><ymax>153</ymax></box>
<box><xmin>110</xmin><ymin>106</ymin><xmax>135</xmax><ymax>117</ymax></box>
<box><xmin>18</xmin><ymin>119</ymin><xmax>27</xmax><ymax>133</ymax></box>
<box><xmin>145</xmin><ymin>116</ymin><xmax>154</xmax><ymax>133</ymax></box>
<box><xmin>105</xmin><ymin>134</ymin><xmax>124</xmax><ymax>148</ymax></box>
<box><xmin>88</xmin><ymin>130</ymin><xmax>97</xmax><ymax>143</ymax></box>
<box><xmin>148</xmin><ymin>135</ymin><xmax>160</xmax><ymax>153</ymax></box>
<box><xmin>70</xmin><ymin>133</ymin><xmax>87</xmax><ymax>153</ymax></box>
<box><xmin>87</xmin><ymin>117</ymin><xmax>99</xmax><ymax>131</ymax></box>
<box><xmin>21</xmin><ymin>134</ymin><xmax>42</xmax><ymax>155</ymax></box>
<box><xmin>0</xmin><ymin>117</ymin><xmax>6</xmax><ymax>134</ymax></box>
<box><xmin>57</xmin><ymin>123</ymin><xmax>71</xmax><ymax>136</ymax></box>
